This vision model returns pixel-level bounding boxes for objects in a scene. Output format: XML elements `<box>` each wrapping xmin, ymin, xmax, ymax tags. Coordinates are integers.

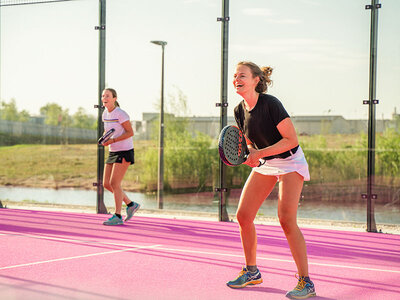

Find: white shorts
<box><xmin>252</xmin><ymin>146</ymin><xmax>310</xmax><ymax>181</ymax></box>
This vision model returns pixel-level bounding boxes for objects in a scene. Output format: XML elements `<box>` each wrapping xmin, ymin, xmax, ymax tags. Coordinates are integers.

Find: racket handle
<box><xmin>257</xmin><ymin>159</ymin><xmax>266</xmax><ymax>167</ymax></box>
<box><xmin>244</xmin><ymin>146</ymin><xmax>250</xmax><ymax>161</ymax></box>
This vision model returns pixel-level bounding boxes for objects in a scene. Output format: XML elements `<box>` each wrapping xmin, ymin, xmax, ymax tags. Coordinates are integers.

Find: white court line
<box><xmin>155</xmin><ymin>246</ymin><xmax>400</xmax><ymax>274</ymax></box>
<box><xmin>1</xmin><ymin>231</ymin><xmax>400</xmax><ymax>274</ymax></box>
<box><xmin>0</xmin><ymin>231</ymin><xmax>154</xmax><ymax>249</ymax></box>
<box><xmin>2</xmin><ymin>230</ymin><xmax>398</xmax><ymax>256</ymax></box>
<box><xmin>0</xmin><ymin>244</ymin><xmax>161</xmax><ymax>271</ymax></box>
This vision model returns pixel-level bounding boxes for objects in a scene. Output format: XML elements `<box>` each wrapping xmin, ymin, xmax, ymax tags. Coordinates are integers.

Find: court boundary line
<box><xmin>0</xmin><ymin>244</ymin><xmax>161</xmax><ymax>271</ymax></box>
<box><xmin>1</xmin><ymin>231</ymin><xmax>400</xmax><ymax>274</ymax></box>
<box><xmin>155</xmin><ymin>246</ymin><xmax>400</xmax><ymax>274</ymax></box>
<box><xmin>0</xmin><ymin>231</ymin><xmax>156</xmax><ymax>248</ymax></box>
<box><xmin>2</xmin><ymin>230</ymin><xmax>399</xmax><ymax>256</ymax></box>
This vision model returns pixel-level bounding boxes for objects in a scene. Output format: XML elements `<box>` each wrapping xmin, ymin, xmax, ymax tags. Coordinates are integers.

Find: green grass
<box><xmin>0</xmin><ymin>141</ymin><xmax>155</xmax><ymax>191</ymax></box>
<box><xmin>1</xmin><ymin>132</ymin><xmax>398</xmax><ymax>192</ymax></box>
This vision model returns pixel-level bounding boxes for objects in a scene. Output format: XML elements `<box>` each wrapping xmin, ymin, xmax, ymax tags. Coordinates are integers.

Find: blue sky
<box><xmin>1</xmin><ymin>0</ymin><xmax>399</xmax><ymax>121</ymax></box>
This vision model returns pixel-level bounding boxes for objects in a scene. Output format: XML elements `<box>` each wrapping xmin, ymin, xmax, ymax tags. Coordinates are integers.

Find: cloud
<box><xmin>231</xmin><ymin>38</ymin><xmax>367</xmax><ymax>69</ymax></box>
<box><xmin>233</xmin><ymin>38</ymin><xmax>334</xmax><ymax>53</ymax></box>
<box><xmin>298</xmin><ymin>0</ymin><xmax>322</xmax><ymax>6</ymax></box>
<box><xmin>268</xmin><ymin>18</ymin><xmax>302</xmax><ymax>24</ymax></box>
<box><xmin>242</xmin><ymin>8</ymin><xmax>301</xmax><ymax>24</ymax></box>
<box><xmin>182</xmin><ymin>0</ymin><xmax>216</xmax><ymax>6</ymax></box>
<box><xmin>242</xmin><ymin>8</ymin><xmax>273</xmax><ymax>17</ymax></box>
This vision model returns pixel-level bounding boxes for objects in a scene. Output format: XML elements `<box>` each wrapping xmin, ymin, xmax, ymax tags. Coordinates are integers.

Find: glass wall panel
<box><xmin>101</xmin><ymin>0</ymin><xmax>221</xmax><ymax>216</ymax></box>
<box><xmin>0</xmin><ymin>0</ymin><xmax>99</xmax><ymax>211</ymax></box>
<box><xmin>1</xmin><ymin>0</ymin><xmax>398</xmax><ymax>229</ymax></box>
<box><xmin>374</xmin><ymin>0</ymin><xmax>400</xmax><ymax>228</ymax></box>
<box><xmin>228</xmin><ymin>0</ymin><xmax>375</xmax><ymax>227</ymax></box>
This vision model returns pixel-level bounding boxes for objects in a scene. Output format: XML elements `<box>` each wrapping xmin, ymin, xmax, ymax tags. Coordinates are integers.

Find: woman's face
<box><xmin>233</xmin><ymin>65</ymin><xmax>259</xmax><ymax>96</ymax></box>
<box><xmin>102</xmin><ymin>90</ymin><xmax>116</xmax><ymax>111</ymax></box>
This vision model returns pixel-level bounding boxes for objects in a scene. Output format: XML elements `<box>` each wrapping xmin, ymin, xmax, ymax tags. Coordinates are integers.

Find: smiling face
<box><xmin>101</xmin><ymin>89</ymin><xmax>117</xmax><ymax>111</ymax></box>
<box><xmin>233</xmin><ymin>64</ymin><xmax>260</xmax><ymax>96</ymax></box>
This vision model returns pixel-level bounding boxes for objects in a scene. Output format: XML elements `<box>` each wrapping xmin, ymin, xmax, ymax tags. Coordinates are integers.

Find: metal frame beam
<box><xmin>364</xmin><ymin>0</ymin><xmax>381</xmax><ymax>232</ymax></box>
<box><xmin>216</xmin><ymin>0</ymin><xmax>230</xmax><ymax>222</ymax></box>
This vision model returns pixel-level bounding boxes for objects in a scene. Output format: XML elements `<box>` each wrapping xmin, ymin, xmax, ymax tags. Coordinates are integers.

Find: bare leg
<box><xmin>103</xmin><ymin>163</ymin><xmax>113</xmax><ymax>192</ymax></box>
<box><xmin>278</xmin><ymin>172</ymin><xmax>309</xmax><ymax>276</ymax></box>
<box><xmin>104</xmin><ymin>163</ymin><xmax>132</xmax><ymax>206</ymax></box>
<box><xmin>109</xmin><ymin>159</ymin><xmax>130</xmax><ymax>215</ymax></box>
<box><xmin>236</xmin><ymin>171</ymin><xmax>277</xmax><ymax>266</ymax></box>
<box><xmin>122</xmin><ymin>192</ymin><xmax>132</xmax><ymax>205</ymax></box>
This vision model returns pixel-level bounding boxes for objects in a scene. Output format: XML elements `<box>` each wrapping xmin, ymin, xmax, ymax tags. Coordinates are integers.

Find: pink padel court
<box><xmin>1</xmin><ymin>208</ymin><xmax>400</xmax><ymax>300</ymax></box>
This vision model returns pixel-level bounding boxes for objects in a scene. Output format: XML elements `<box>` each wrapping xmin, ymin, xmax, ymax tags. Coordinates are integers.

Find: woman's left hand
<box><xmin>244</xmin><ymin>147</ymin><xmax>261</xmax><ymax>168</ymax></box>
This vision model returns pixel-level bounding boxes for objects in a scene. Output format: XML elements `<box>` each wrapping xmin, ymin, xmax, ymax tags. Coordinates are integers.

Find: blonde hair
<box><xmin>104</xmin><ymin>88</ymin><xmax>120</xmax><ymax>107</ymax></box>
<box><xmin>237</xmin><ymin>61</ymin><xmax>273</xmax><ymax>93</ymax></box>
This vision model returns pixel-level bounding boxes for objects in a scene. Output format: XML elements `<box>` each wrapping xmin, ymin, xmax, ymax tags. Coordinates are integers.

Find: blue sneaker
<box><xmin>125</xmin><ymin>202</ymin><xmax>140</xmax><ymax>221</ymax></box>
<box><xmin>286</xmin><ymin>275</ymin><xmax>316</xmax><ymax>299</ymax></box>
<box><xmin>226</xmin><ymin>267</ymin><xmax>263</xmax><ymax>288</ymax></box>
<box><xmin>103</xmin><ymin>214</ymin><xmax>123</xmax><ymax>226</ymax></box>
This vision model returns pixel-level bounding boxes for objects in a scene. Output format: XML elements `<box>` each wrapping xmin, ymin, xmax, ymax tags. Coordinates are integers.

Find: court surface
<box><xmin>0</xmin><ymin>208</ymin><xmax>399</xmax><ymax>300</ymax></box>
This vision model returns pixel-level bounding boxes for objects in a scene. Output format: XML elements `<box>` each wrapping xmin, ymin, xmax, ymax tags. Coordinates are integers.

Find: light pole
<box><xmin>151</xmin><ymin>40</ymin><xmax>167</xmax><ymax>209</ymax></box>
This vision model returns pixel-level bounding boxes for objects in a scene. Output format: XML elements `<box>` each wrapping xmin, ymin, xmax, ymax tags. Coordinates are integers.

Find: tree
<box><xmin>166</xmin><ymin>86</ymin><xmax>190</xmax><ymax>117</ymax></box>
<box><xmin>0</xmin><ymin>99</ymin><xmax>32</xmax><ymax>122</ymax></box>
<box><xmin>142</xmin><ymin>87</ymin><xmax>215</xmax><ymax>191</ymax></box>
<box><xmin>0</xmin><ymin>99</ymin><xmax>21</xmax><ymax>121</ymax></box>
<box><xmin>40</xmin><ymin>103</ymin><xmax>71</xmax><ymax>127</ymax></box>
<box><xmin>18</xmin><ymin>110</ymin><xmax>31</xmax><ymax>122</ymax></box>
<box><xmin>71</xmin><ymin>107</ymin><xmax>97</xmax><ymax>129</ymax></box>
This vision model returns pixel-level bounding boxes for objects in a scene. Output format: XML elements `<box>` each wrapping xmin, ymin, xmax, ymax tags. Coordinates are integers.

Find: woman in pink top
<box><xmin>100</xmin><ymin>88</ymin><xmax>140</xmax><ymax>225</ymax></box>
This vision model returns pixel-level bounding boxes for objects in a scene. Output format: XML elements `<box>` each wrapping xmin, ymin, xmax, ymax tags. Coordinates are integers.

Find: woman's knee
<box><xmin>236</xmin><ymin>210</ymin><xmax>255</xmax><ymax>228</ymax></box>
<box><xmin>278</xmin><ymin>212</ymin><xmax>297</xmax><ymax>234</ymax></box>
<box><xmin>103</xmin><ymin>181</ymin><xmax>112</xmax><ymax>192</ymax></box>
<box><xmin>110</xmin><ymin>179</ymin><xmax>122</xmax><ymax>191</ymax></box>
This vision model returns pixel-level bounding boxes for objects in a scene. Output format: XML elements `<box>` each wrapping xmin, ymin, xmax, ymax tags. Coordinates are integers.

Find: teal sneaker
<box><xmin>103</xmin><ymin>214</ymin><xmax>123</xmax><ymax>226</ymax></box>
<box><xmin>286</xmin><ymin>275</ymin><xmax>316</xmax><ymax>299</ymax></box>
<box><xmin>125</xmin><ymin>202</ymin><xmax>140</xmax><ymax>221</ymax></box>
<box><xmin>226</xmin><ymin>267</ymin><xmax>263</xmax><ymax>288</ymax></box>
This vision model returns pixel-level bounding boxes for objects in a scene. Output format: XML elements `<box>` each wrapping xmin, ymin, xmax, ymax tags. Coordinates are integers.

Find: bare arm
<box><xmin>245</xmin><ymin>117</ymin><xmax>298</xmax><ymax>167</ymax></box>
<box><xmin>103</xmin><ymin>121</ymin><xmax>134</xmax><ymax>146</ymax></box>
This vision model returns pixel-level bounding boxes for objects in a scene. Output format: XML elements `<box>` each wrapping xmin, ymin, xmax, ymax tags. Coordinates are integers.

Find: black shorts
<box><xmin>106</xmin><ymin>149</ymin><xmax>134</xmax><ymax>165</ymax></box>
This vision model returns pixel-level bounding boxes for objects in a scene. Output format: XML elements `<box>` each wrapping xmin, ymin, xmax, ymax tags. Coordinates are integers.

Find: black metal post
<box><xmin>217</xmin><ymin>0</ymin><xmax>230</xmax><ymax>222</ymax></box>
<box><xmin>96</xmin><ymin>0</ymin><xmax>107</xmax><ymax>214</ymax></box>
<box><xmin>365</xmin><ymin>0</ymin><xmax>380</xmax><ymax>232</ymax></box>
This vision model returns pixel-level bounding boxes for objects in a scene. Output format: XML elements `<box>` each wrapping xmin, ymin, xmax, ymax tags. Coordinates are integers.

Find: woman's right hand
<box><xmin>103</xmin><ymin>139</ymin><xmax>113</xmax><ymax>147</ymax></box>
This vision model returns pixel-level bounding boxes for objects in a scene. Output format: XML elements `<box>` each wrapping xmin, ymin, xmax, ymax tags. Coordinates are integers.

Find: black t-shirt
<box><xmin>234</xmin><ymin>93</ymin><xmax>290</xmax><ymax>150</ymax></box>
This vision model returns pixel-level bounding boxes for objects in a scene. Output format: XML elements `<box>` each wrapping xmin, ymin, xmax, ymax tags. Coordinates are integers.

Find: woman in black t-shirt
<box><xmin>226</xmin><ymin>62</ymin><xmax>316</xmax><ymax>300</ymax></box>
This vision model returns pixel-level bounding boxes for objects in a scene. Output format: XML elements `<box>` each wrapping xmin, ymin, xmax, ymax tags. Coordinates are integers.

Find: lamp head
<box><xmin>151</xmin><ymin>40</ymin><xmax>167</xmax><ymax>46</ymax></box>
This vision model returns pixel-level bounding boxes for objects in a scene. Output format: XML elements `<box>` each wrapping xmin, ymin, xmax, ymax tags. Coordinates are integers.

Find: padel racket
<box><xmin>218</xmin><ymin>125</ymin><xmax>249</xmax><ymax>166</ymax></box>
<box><xmin>98</xmin><ymin>128</ymin><xmax>115</xmax><ymax>145</ymax></box>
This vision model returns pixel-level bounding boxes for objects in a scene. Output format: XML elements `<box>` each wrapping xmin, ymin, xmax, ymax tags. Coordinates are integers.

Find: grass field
<box><xmin>0</xmin><ymin>133</ymin><xmax>361</xmax><ymax>192</ymax></box>
<box><xmin>1</xmin><ymin>132</ymin><xmax>399</xmax><ymax>197</ymax></box>
<box><xmin>0</xmin><ymin>141</ymin><xmax>155</xmax><ymax>191</ymax></box>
